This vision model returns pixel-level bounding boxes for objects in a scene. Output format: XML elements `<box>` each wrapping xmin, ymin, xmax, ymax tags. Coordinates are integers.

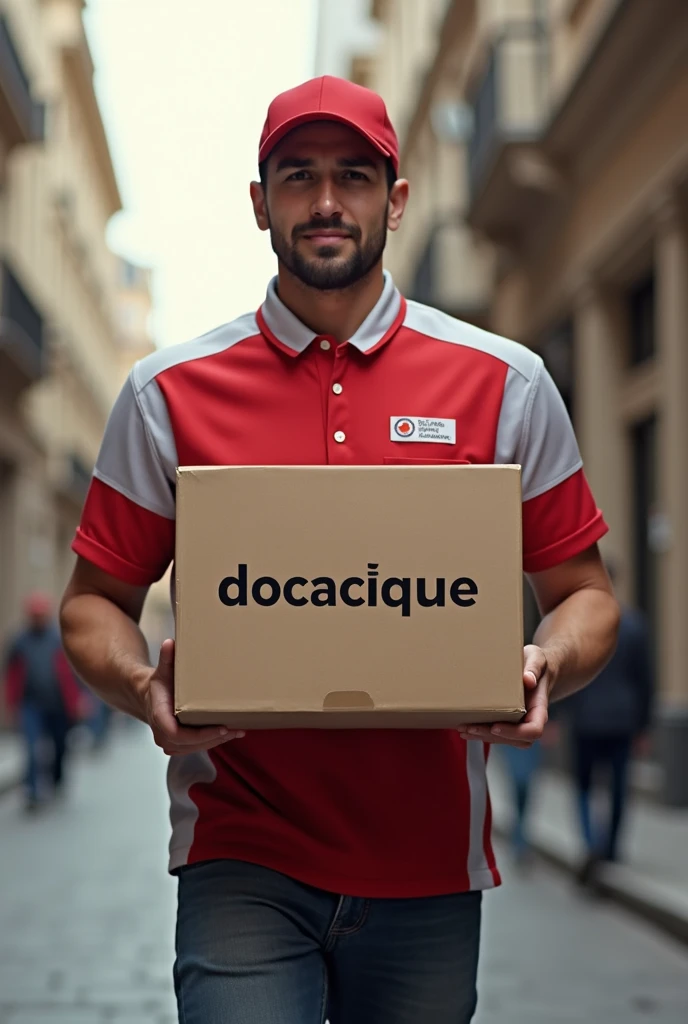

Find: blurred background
<box><xmin>1</xmin><ymin>0</ymin><xmax>688</xmax><ymax>1021</ymax></box>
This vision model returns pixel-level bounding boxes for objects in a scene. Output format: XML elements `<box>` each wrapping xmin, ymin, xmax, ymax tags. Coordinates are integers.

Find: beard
<box><xmin>267</xmin><ymin>210</ymin><xmax>388</xmax><ymax>291</ymax></box>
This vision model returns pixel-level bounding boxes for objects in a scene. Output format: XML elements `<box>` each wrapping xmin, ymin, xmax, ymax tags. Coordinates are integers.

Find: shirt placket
<box><xmin>317</xmin><ymin>338</ymin><xmax>351</xmax><ymax>464</ymax></box>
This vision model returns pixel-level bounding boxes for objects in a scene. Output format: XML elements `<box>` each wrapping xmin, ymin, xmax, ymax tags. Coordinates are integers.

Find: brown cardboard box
<box><xmin>174</xmin><ymin>465</ymin><xmax>525</xmax><ymax>728</ymax></box>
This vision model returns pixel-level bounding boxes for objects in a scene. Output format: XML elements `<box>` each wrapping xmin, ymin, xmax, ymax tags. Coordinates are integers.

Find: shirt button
<box><xmin>320</xmin><ymin>339</ymin><xmax>331</xmax><ymax>351</ymax></box>
<box><xmin>332</xmin><ymin>383</ymin><xmax>343</xmax><ymax>395</ymax></box>
<box><xmin>334</xmin><ymin>430</ymin><xmax>346</xmax><ymax>443</ymax></box>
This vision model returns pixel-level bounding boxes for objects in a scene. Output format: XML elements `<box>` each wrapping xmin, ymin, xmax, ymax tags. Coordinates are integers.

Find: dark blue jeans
<box><xmin>20</xmin><ymin>703</ymin><xmax>69</xmax><ymax>801</ymax></box>
<box><xmin>175</xmin><ymin>860</ymin><xmax>482</xmax><ymax>1024</ymax></box>
<box><xmin>573</xmin><ymin>733</ymin><xmax>632</xmax><ymax>861</ymax></box>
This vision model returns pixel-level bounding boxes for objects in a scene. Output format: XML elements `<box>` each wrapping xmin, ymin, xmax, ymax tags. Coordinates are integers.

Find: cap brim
<box><xmin>259</xmin><ymin>110</ymin><xmax>395</xmax><ymax>170</ymax></box>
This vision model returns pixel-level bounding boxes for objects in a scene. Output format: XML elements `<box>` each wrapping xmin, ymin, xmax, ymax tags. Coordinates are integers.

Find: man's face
<box><xmin>252</xmin><ymin>122</ymin><xmax>403</xmax><ymax>291</ymax></box>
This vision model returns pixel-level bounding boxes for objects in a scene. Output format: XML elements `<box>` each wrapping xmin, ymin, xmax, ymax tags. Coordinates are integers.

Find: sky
<box><xmin>84</xmin><ymin>0</ymin><xmax>318</xmax><ymax>347</ymax></box>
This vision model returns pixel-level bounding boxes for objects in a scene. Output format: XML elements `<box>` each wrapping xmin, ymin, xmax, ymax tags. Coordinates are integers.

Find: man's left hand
<box><xmin>456</xmin><ymin>644</ymin><xmax>553</xmax><ymax>748</ymax></box>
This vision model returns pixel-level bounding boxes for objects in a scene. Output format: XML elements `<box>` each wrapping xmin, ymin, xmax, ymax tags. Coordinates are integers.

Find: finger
<box><xmin>489</xmin><ymin>705</ymin><xmax>548</xmax><ymax>743</ymax></box>
<box><xmin>147</xmin><ymin>679</ymin><xmax>231</xmax><ymax>745</ymax></box>
<box><xmin>147</xmin><ymin>646</ymin><xmax>176</xmax><ymax>722</ymax></box>
<box><xmin>148</xmin><ymin>674</ymin><xmax>182</xmax><ymax>734</ymax></box>
<box><xmin>148</xmin><ymin>680</ymin><xmax>231</xmax><ymax>747</ymax></box>
<box><xmin>460</xmin><ymin>726</ymin><xmax>499</xmax><ymax>740</ymax></box>
<box><xmin>156</xmin><ymin>638</ymin><xmax>175</xmax><ymax>681</ymax></box>
<box><xmin>149</xmin><ymin>644</ymin><xmax>232</xmax><ymax>749</ymax></box>
<box><xmin>160</xmin><ymin>720</ymin><xmax>236</xmax><ymax>747</ymax></box>
<box><xmin>160</xmin><ymin>734</ymin><xmax>243</xmax><ymax>756</ymax></box>
<box><xmin>523</xmin><ymin>644</ymin><xmax>546</xmax><ymax>688</ymax></box>
<box><xmin>463</xmin><ymin>733</ymin><xmax>532</xmax><ymax>749</ymax></box>
<box><xmin>162</xmin><ymin>731</ymin><xmax>245</xmax><ymax>756</ymax></box>
<box><xmin>461</xmin><ymin>708</ymin><xmax>547</xmax><ymax>744</ymax></box>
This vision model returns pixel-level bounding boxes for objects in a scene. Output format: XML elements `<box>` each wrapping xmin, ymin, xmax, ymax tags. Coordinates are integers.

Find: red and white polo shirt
<box><xmin>74</xmin><ymin>271</ymin><xmax>607</xmax><ymax>897</ymax></box>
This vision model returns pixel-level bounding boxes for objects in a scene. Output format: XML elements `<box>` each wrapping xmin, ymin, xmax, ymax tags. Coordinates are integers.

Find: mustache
<box><xmin>292</xmin><ymin>220</ymin><xmax>361</xmax><ymax>243</ymax></box>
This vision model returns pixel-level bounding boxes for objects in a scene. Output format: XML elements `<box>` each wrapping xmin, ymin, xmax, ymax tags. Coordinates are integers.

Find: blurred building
<box><xmin>318</xmin><ymin>0</ymin><xmax>688</xmax><ymax>804</ymax></box>
<box><xmin>0</xmin><ymin>0</ymin><xmax>156</xmax><ymax>673</ymax></box>
<box><xmin>314</xmin><ymin>0</ymin><xmax>382</xmax><ymax>84</ymax></box>
<box><xmin>111</xmin><ymin>256</ymin><xmax>174</xmax><ymax>652</ymax></box>
<box><xmin>114</xmin><ymin>257</ymin><xmax>154</xmax><ymax>380</ymax></box>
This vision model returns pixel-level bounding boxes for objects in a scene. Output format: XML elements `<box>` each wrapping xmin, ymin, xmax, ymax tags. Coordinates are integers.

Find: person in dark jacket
<box><xmin>560</xmin><ymin>566</ymin><xmax>653</xmax><ymax>876</ymax></box>
<box><xmin>3</xmin><ymin>592</ymin><xmax>85</xmax><ymax>810</ymax></box>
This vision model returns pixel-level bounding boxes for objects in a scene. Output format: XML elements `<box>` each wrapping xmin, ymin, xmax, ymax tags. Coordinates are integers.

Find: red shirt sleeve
<box><xmin>73</xmin><ymin>477</ymin><xmax>175</xmax><ymax>586</ymax></box>
<box><xmin>522</xmin><ymin>468</ymin><xmax>608</xmax><ymax>573</ymax></box>
<box><xmin>72</xmin><ymin>370</ymin><xmax>176</xmax><ymax>586</ymax></box>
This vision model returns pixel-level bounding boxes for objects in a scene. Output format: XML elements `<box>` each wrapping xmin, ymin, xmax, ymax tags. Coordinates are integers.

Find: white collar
<box><xmin>259</xmin><ymin>270</ymin><xmax>403</xmax><ymax>355</ymax></box>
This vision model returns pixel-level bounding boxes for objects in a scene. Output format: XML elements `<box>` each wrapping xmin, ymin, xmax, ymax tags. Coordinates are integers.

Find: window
<box><xmin>1</xmin><ymin>263</ymin><xmax>43</xmax><ymax>356</ymax></box>
<box><xmin>541</xmin><ymin>317</ymin><xmax>574</xmax><ymax>424</ymax></box>
<box><xmin>410</xmin><ymin>231</ymin><xmax>436</xmax><ymax>306</ymax></box>
<box><xmin>0</xmin><ymin>459</ymin><xmax>17</xmax><ymax>652</ymax></box>
<box><xmin>627</xmin><ymin>273</ymin><xmax>656</xmax><ymax>365</ymax></box>
<box><xmin>632</xmin><ymin>415</ymin><xmax>658</xmax><ymax>657</ymax></box>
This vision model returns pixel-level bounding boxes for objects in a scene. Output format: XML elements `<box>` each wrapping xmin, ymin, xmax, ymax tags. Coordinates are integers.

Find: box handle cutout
<box><xmin>323</xmin><ymin>691</ymin><xmax>375</xmax><ymax>710</ymax></box>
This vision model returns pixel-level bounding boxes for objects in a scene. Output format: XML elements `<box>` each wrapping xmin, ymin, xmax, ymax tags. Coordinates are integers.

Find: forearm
<box><xmin>60</xmin><ymin>593</ymin><xmax>152</xmax><ymax>722</ymax></box>
<box><xmin>533</xmin><ymin>586</ymin><xmax>619</xmax><ymax>702</ymax></box>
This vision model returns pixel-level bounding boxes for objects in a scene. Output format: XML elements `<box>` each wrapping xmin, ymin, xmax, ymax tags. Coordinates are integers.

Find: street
<box><xmin>0</xmin><ymin>728</ymin><xmax>687</xmax><ymax>1024</ymax></box>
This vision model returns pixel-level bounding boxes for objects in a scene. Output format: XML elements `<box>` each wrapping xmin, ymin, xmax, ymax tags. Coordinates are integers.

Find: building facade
<box><xmin>321</xmin><ymin>0</ymin><xmax>688</xmax><ymax>803</ymax></box>
<box><xmin>315</xmin><ymin>0</ymin><xmax>382</xmax><ymax>84</ymax></box>
<box><xmin>114</xmin><ymin>257</ymin><xmax>155</xmax><ymax>383</ymax></box>
<box><xmin>0</xmin><ymin>0</ymin><xmax>157</xmax><ymax>677</ymax></box>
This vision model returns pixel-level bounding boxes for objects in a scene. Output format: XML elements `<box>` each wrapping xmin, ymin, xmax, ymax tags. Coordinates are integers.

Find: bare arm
<box><xmin>60</xmin><ymin>558</ymin><xmax>151</xmax><ymax>721</ymax></box>
<box><xmin>60</xmin><ymin>557</ymin><xmax>241</xmax><ymax>754</ymax></box>
<box><xmin>459</xmin><ymin>544</ymin><xmax>619</xmax><ymax>747</ymax></box>
<box><xmin>529</xmin><ymin>543</ymin><xmax>620</xmax><ymax>703</ymax></box>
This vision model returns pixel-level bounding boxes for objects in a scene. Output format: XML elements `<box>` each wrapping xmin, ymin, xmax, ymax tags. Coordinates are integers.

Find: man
<box><xmin>60</xmin><ymin>77</ymin><xmax>619</xmax><ymax>1023</ymax></box>
<box><xmin>560</xmin><ymin>563</ymin><xmax>653</xmax><ymax>880</ymax></box>
<box><xmin>4</xmin><ymin>592</ymin><xmax>83</xmax><ymax>810</ymax></box>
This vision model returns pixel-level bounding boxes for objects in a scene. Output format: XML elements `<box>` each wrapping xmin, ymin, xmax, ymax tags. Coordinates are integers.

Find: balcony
<box><xmin>0</xmin><ymin>261</ymin><xmax>45</xmax><ymax>397</ymax></box>
<box><xmin>466</xmin><ymin>22</ymin><xmax>554</xmax><ymax>242</ymax></box>
<box><xmin>545</xmin><ymin>0</ymin><xmax>688</xmax><ymax>164</ymax></box>
<box><xmin>57</xmin><ymin>451</ymin><xmax>93</xmax><ymax>509</ymax></box>
<box><xmin>0</xmin><ymin>16</ymin><xmax>45</xmax><ymax>151</ymax></box>
<box><xmin>409</xmin><ymin>220</ymin><xmax>492</xmax><ymax>325</ymax></box>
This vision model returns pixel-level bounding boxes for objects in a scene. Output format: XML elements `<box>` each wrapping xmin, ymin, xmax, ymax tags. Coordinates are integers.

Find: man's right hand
<box><xmin>143</xmin><ymin>638</ymin><xmax>244</xmax><ymax>756</ymax></box>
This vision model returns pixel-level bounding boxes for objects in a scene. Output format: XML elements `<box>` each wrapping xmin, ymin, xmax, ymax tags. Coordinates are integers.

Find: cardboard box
<box><xmin>174</xmin><ymin>465</ymin><xmax>525</xmax><ymax>728</ymax></box>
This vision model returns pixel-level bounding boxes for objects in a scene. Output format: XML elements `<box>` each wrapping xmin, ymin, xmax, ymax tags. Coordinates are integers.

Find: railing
<box><xmin>409</xmin><ymin>220</ymin><xmax>491</xmax><ymax>317</ymax></box>
<box><xmin>0</xmin><ymin>262</ymin><xmax>44</xmax><ymax>380</ymax></box>
<box><xmin>468</xmin><ymin>46</ymin><xmax>498</xmax><ymax>197</ymax></box>
<box><xmin>410</xmin><ymin>234</ymin><xmax>437</xmax><ymax>308</ymax></box>
<box><xmin>0</xmin><ymin>16</ymin><xmax>45</xmax><ymax>142</ymax></box>
<box><xmin>467</xmin><ymin>22</ymin><xmax>549</xmax><ymax>197</ymax></box>
<box><xmin>69</xmin><ymin>453</ymin><xmax>93</xmax><ymax>501</ymax></box>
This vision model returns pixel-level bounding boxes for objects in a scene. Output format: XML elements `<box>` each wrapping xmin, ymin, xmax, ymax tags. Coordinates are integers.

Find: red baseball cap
<box><xmin>259</xmin><ymin>76</ymin><xmax>399</xmax><ymax>176</ymax></box>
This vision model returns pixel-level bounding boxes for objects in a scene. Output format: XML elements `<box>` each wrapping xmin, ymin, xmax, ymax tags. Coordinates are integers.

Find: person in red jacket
<box><xmin>3</xmin><ymin>592</ymin><xmax>84</xmax><ymax>810</ymax></box>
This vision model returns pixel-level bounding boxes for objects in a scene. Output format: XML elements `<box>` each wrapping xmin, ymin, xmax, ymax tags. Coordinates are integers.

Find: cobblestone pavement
<box><xmin>476</xmin><ymin>844</ymin><xmax>688</xmax><ymax>1023</ymax></box>
<box><xmin>1</xmin><ymin>726</ymin><xmax>687</xmax><ymax>1023</ymax></box>
<box><xmin>0</xmin><ymin>724</ymin><xmax>176</xmax><ymax>1024</ymax></box>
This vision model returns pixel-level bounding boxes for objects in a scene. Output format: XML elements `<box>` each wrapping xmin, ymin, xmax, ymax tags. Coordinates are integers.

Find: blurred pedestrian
<box><xmin>501</xmin><ymin>741</ymin><xmax>543</xmax><ymax>866</ymax></box>
<box><xmin>2</xmin><ymin>592</ymin><xmax>85</xmax><ymax>811</ymax></box>
<box><xmin>500</xmin><ymin>720</ymin><xmax>563</xmax><ymax>866</ymax></box>
<box><xmin>88</xmin><ymin>695</ymin><xmax>114</xmax><ymax>750</ymax></box>
<box><xmin>560</xmin><ymin>563</ymin><xmax>653</xmax><ymax>882</ymax></box>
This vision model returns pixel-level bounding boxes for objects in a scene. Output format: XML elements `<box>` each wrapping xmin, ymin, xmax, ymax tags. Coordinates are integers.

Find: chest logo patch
<box><xmin>391</xmin><ymin>416</ymin><xmax>456</xmax><ymax>445</ymax></box>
